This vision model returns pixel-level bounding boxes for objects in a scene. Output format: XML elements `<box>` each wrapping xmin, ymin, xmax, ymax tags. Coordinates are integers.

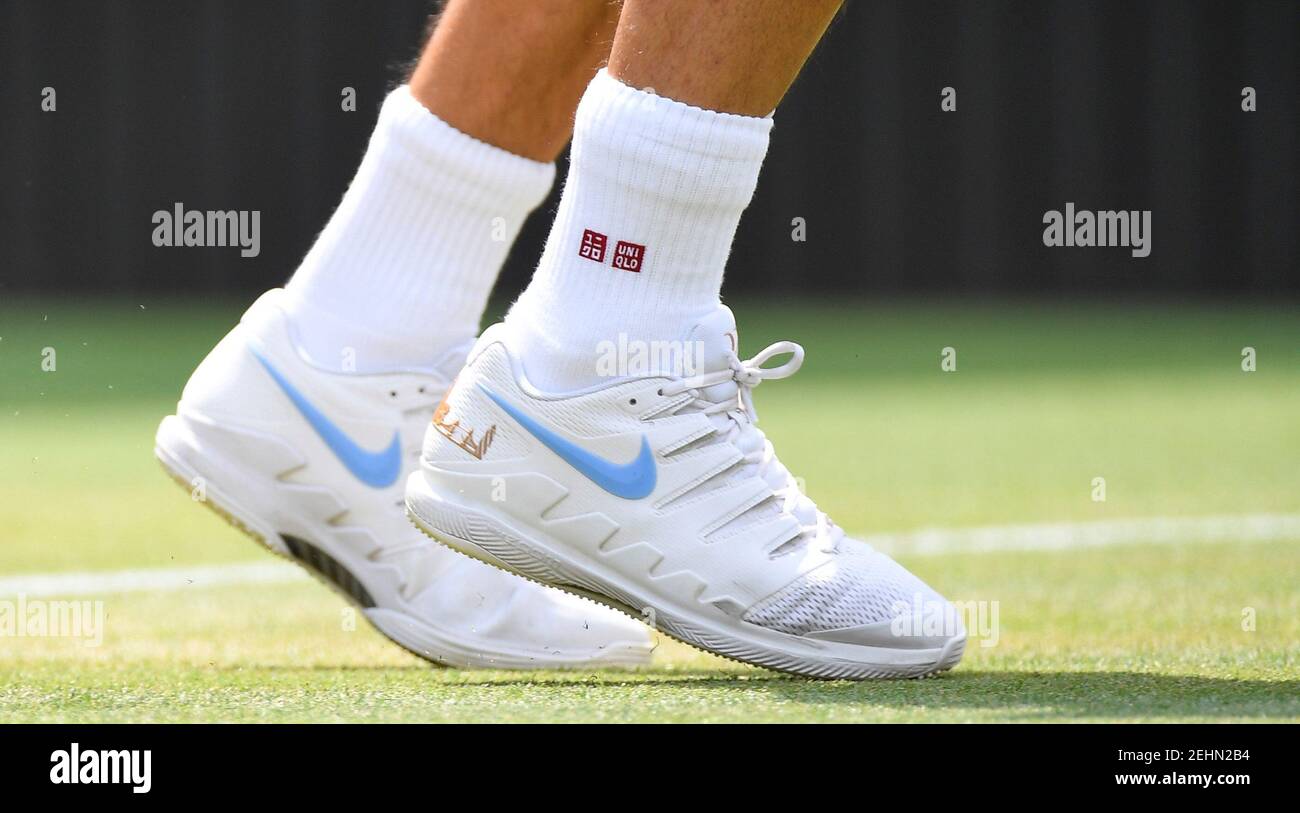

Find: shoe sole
<box><xmin>407</xmin><ymin>473</ymin><xmax>966</xmax><ymax>680</ymax></box>
<box><xmin>155</xmin><ymin>412</ymin><xmax>652</xmax><ymax>670</ymax></box>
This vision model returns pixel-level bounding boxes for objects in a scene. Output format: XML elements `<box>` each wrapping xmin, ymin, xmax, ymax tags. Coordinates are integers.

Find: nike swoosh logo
<box><xmin>248</xmin><ymin>342</ymin><xmax>402</xmax><ymax>489</ymax></box>
<box><xmin>479</xmin><ymin>385</ymin><xmax>656</xmax><ymax>500</ymax></box>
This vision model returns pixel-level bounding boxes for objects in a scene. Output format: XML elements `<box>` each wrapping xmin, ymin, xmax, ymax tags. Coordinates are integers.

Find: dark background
<box><xmin>1</xmin><ymin>0</ymin><xmax>1296</xmax><ymax>300</ymax></box>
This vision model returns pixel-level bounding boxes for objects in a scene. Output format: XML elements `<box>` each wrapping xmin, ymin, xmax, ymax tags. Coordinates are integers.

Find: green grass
<box><xmin>1</xmin><ymin>297</ymin><xmax>1297</xmax><ymax>722</ymax></box>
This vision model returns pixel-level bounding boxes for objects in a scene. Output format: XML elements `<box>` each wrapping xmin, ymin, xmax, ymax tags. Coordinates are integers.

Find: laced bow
<box><xmin>663</xmin><ymin>340</ymin><xmax>805</xmax><ymax>421</ymax></box>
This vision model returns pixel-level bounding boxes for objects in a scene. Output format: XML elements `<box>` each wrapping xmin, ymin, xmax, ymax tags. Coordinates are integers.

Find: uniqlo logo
<box><xmin>578</xmin><ymin>229</ymin><xmax>607</xmax><ymax>263</ymax></box>
<box><xmin>612</xmin><ymin>241</ymin><xmax>646</xmax><ymax>272</ymax></box>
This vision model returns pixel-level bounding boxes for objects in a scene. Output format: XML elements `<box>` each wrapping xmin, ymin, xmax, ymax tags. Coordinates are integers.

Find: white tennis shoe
<box><xmin>155</xmin><ymin>290</ymin><xmax>654</xmax><ymax>669</ymax></box>
<box><xmin>406</xmin><ymin>304</ymin><xmax>966</xmax><ymax>679</ymax></box>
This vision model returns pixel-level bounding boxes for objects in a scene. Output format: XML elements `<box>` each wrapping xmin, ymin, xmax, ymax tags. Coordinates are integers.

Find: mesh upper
<box><xmin>743</xmin><ymin>542</ymin><xmax>941</xmax><ymax>636</ymax></box>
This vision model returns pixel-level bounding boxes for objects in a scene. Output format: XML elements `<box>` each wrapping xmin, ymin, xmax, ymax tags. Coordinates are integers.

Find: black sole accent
<box><xmin>280</xmin><ymin>534</ymin><xmax>376</xmax><ymax>608</ymax></box>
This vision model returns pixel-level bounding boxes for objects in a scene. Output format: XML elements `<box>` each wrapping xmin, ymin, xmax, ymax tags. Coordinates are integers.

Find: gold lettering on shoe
<box><xmin>432</xmin><ymin>392</ymin><xmax>496</xmax><ymax>460</ymax></box>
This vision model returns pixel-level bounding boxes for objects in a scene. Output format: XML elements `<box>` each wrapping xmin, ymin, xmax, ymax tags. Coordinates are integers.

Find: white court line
<box><xmin>1</xmin><ymin>513</ymin><xmax>1298</xmax><ymax>598</ymax></box>
<box><xmin>0</xmin><ymin>561</ymin><xmax>305</xmax><ymax>599</ymax></box>
<box><xmin>865</xmin><ymin>513</ymin><xmax>1300</xmax><ymax>556</ymax></box>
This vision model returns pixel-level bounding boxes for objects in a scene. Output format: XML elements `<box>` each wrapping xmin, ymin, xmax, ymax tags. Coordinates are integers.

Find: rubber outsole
<box><xmin>405</xmin><ymin>484</ymin><xmax>966</xmax><ymax>681</ymax></box>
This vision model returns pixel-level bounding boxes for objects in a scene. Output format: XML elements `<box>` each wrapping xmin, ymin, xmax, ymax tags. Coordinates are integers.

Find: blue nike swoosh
<box><xmin>479</xmin><ymin>385</ymin><xmax>656</xmax><ymax>500</ymax></box>
<box><xmin>248</xmin><ymin>342</ymin><xmax>402</xmax><ymax>489</ymax></box>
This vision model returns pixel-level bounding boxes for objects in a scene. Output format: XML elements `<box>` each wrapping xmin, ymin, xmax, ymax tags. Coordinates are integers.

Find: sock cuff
<box><xmin>572</xmin><ymin>70</ymin><xmax>774</xmax><ymax>213</ymax></box>
<box><xmin>379</xmin><ymin>85</ymin><xmax>557</xmax><ymax>213</ymax></box>
<box><xmin>282</xmin><ymin>86</ymin><xmax>556</xmax><ymax>372</ymax></box>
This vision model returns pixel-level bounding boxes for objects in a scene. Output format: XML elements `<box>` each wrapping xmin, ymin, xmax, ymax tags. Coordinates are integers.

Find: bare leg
<box><xmin>410</xmin><ymin>0</ymin><xmax>622</xmax><ymax>162</ymax></box>
<box><xmin>608</xmin><ymin>0</ymin><xmax>842</xmax><ymax>116</ymax></box>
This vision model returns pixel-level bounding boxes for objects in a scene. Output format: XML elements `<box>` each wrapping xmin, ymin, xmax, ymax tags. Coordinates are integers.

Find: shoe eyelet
<box><xmin>389</xmin><ymin>390</ymin><xmax>398</xmax><ymax>398</ymax></box>
<box><xmin>657</xmin><ymin>388</ymin><xmax>664</xmax><ymax>396</ymax></box>
<box><xmin>629</xmin><ymin>398</ymin><xmax>638</xmax><ymax>406</ymax></box>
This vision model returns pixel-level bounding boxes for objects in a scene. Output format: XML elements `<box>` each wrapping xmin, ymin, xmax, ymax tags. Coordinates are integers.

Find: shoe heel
<box><xmin>154</xmin><ymin>413</ymin><xmax>289</xmax><ymax>557</ymax></box>
<box><xmin>404</xmin><ymin>471</ymin><xmax>571</xmax><ymax>587</ymax></box>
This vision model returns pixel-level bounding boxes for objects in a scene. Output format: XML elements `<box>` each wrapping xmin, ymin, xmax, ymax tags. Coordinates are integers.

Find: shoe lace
<box><xmin>660</xmin><ymin>341</ymin><xmax>842</xmax><ymax>552</ymax></box>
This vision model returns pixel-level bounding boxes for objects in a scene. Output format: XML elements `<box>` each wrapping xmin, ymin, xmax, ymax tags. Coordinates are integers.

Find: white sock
<box><xmin>503</xmin><ymin>70</ymin><xmax>772</xmax><ymax>391</ymax></box>
<box><xmin>283</xmin><ymin>85</ymin><xmax>555</xmax><ymax>373</ymax></box>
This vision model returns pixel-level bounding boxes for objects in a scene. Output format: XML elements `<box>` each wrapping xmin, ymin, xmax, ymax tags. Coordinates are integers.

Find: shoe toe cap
<box><xmin>745</xmin><ymin>543</ymin><xmax>965</xmax><ymax>652</ymax></box>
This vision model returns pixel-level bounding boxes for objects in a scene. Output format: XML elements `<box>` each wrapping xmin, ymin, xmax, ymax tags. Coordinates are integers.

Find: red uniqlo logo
<box><xmin>578</xmin><ymin>229</ymin><xmax>607</xmax><ymax>263</ymax></box>
<box><xmin>612</xmin><ymin>241</ymin><xmax>646</xmax><ymax>272</ymax></box>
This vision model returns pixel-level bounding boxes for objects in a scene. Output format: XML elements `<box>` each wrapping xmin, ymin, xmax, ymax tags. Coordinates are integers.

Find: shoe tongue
<box><xmin>685</xmin><ymin>307</ymin><xmax>814</xmax><ymax>532</ymax></box>
<box><xmin>680</xmin><ymin>307</ymin><xmax>824</xmax><ymax>542</ymax></box>
<box><xmin>684</xmin><ymin>305</ymin><xmax>741</xmax><ymax>404</ymax></box>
